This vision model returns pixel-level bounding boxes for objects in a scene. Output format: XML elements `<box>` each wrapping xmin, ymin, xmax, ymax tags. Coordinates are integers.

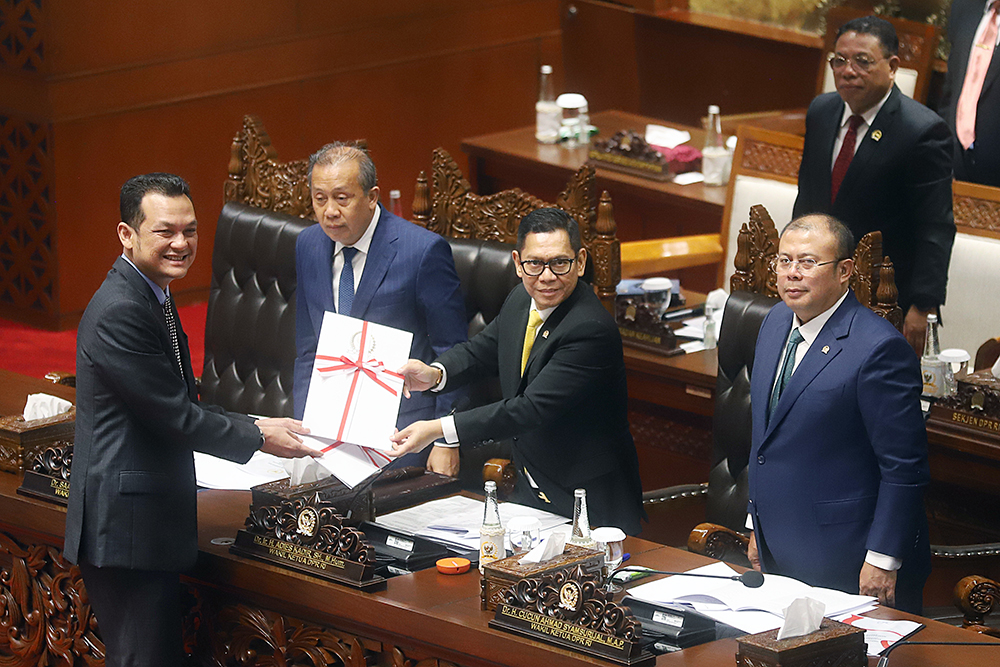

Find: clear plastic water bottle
<box><xmin>920</xmin><ymin>313</ymin><xmax>945</xmax><ymax>398</ymax></box>
<box><xmin>535</xmin><ymin>65</ymin><xmax>560</xmax><ymax>144</ymax></box>
<box><xmin>569</xmin><ymin>488</ymin><xmax>595</xmax><ymax>548</ymax></box>
<box><xmin>388</xmin><ymin>189</ymin><xmax>403</xmax><ymax>217</ymax></box>
<box><xmin>703</xmin><ymin>303</ymin><xmax>717</xmax><ymax>350</ymax></box>
<box><xmin>479</xmin><ymin>481</ymin><xmax>505</xmax><ymax>572</ymax></box>
<box><xmin>702</xmin><ymin>104</ymin><xmax>729</xmax><ymax>186</ymax></box>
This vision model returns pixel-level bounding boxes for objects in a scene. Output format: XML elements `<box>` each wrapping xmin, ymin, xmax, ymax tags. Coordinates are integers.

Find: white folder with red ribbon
<box><xmin>301</xmin><ymin>312</ymin><xmax>413</xmax><ymax>486</ymax></box>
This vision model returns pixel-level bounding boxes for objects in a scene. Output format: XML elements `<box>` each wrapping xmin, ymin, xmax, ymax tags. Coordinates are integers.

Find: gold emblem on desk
<box><xmin>489</xmin><ymin>565</ymin><xmax>652</xmax><ymax>665</ymax></box>
<box><xmin>559</xmin><ymin>580</ymin><xmax>582</xmax><ymax>612</ymax></box>
<box><xmin>297</xmin><ymin>507</ymin><xmax>318</xmax><ymax>537</ymax></box>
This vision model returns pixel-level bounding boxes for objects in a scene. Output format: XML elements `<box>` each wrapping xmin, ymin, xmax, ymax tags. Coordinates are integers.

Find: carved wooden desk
<box><xmin>3</xmin><ymin>370</ymin><xmax>999</xmax><ymax>666</ymax></box>
<box><xmin>461</xmin><ymin>110</ymin><xmax>725</xmax><ymax>294</ymax></box>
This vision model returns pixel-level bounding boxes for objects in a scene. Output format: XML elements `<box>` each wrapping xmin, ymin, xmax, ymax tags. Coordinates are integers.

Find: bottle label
<box><xmin>536</xmin><ymin>102</ymin><xmax>561</xmax><ymax>143</ymax></box>
<box><xmin>479</xmin><ymin>529</ymin><xmax>505</xmax><ymax>571</ymax></box>
<box><xmin>921</xmin><ymin>360</ymin><xmax>945</xmax><ymax>398</ymax></box>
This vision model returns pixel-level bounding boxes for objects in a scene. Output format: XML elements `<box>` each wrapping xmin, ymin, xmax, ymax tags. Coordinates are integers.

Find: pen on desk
<box><xmin>426</xmin><ymin>525</ymin><xmax>471</xmax><ymax>534</ymax></box>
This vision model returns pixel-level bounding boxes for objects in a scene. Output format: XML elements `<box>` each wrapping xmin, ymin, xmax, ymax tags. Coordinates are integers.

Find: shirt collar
<box><xmin>530</xmin><ymin>300</ymin><xmax>558</xmax><ymax>323</ymax></box>
<box><xmin>335</xmin><ymin>204</ymin><xmax>380</xmax><ymax>256</ymax></box>
<box><xmin>121</xmin><ymin>254</ymin><xmax>167</xmax><ymax>305</ymax></box>
<box><xmin>792</xmin><ymin>289</ymin><xmax>850</xmax><ymax>344</ymax></box>
<box><xmin>839</xmin><ymin>86</ymin><xmax>892</xmax><ymax>129</ymax></box>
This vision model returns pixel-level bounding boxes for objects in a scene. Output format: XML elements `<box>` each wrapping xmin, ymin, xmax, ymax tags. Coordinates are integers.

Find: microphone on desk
<box><xmin>615</xmin><ymin>566</ymin><xmax>765</xmax><ymax>588</ymax></box>
<box><xmin>875</xmin><ymin>638</ymin><xmax>1000</xmax><ymax>666</ymax></box>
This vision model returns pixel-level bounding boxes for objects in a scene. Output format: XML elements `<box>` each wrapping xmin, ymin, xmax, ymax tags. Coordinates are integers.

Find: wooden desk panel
<box><xmin>462</xmin><ymin>110</ymin><xmax>726</xmax><ymax>260</ymax></box>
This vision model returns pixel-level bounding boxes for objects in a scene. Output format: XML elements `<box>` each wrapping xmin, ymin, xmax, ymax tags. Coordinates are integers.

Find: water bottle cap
<box><xmin>541</xmin><ymin>64</ymin><xmax>553</xmax><ymax>74</ymax></box>
<box><xmin>708</xmin><ymin>105</ymin><xmax>720</xmax><ymax>114</ymax></box>
<box><xmin>389</xmin><ymin>189</ymin><xmax>401</xmax><ymax>198</ymax></box>
<box><xmin>939</xmin><ymin>348</ymin><xmax>970</xmax><ymax>363</ymax></box>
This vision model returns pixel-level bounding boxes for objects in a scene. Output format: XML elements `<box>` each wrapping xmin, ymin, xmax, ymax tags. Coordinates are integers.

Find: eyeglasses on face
<box><xmin>519</xmin><ymin>257</ymin><xmax>576</xmax><ymax>276</ymax></box>
<box><xmin>828</xmin><ymin>53</ymin><xmax>880</xmax><ymax>72</ymax></box>
<box><xmin>770</xmin><ymin>256</ymin><xmax>844</xmax><ymax>275</ymax></box>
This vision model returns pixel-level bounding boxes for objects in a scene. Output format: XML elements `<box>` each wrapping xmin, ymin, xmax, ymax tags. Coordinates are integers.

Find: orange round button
<box><xmin>436</xmin><ymin>557</ymin><xmax>471</xmax><ymax>575</ymax></box>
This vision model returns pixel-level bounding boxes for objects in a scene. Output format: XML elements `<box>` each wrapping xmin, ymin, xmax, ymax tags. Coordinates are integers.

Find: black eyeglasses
<box><xmin>519</xmin><ymin>257</ymin><xmax>576</xmax><ymax>276</ymax></box>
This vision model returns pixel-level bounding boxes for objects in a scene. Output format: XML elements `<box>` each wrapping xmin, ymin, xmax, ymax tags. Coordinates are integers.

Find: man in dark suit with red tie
<box><xmin>940</xmin><ymin>0</ymin><xmax>1000</xmax><ymax>186</ymax></box>
<box><xmin>793</xmin><ymin>16</ymin><xmax>955</xmax><ymax>352</ymax></box>
<box><xmin>65</xmin><ymin>173</ymin><xmax>317</xmax><ymax>667</ymax></box>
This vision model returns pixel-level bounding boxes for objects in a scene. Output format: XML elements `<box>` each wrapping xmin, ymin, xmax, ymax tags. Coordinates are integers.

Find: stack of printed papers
<box><xmin>376</xmin><ymin>495</ymin><xmax>570</xmax><ymax>551</ymax></box>
<box><xmin>627</xmin><ymin>562</ymin><xmax>876</xmax><ymax>634</ymax></box>
<box><xmin>194</xmin><ymin>451</ymin><xmax>290</xmax><ymax>490</ymax></box>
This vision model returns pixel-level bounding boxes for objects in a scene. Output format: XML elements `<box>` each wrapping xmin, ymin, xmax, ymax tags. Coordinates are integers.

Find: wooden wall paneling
<box><xmin>561</xmin><ymin>0</ymin><xmax>641</xmax><ymax>113</ymax></box>
<box><xmin>2</xmin><ymin>0</ymin><xmax>564</xmax><ymax>328</ymax></box>
<box><xmin>633</xmin><ymin>13</ymin><xmax>824</xmax><ymax>126</ymax></box>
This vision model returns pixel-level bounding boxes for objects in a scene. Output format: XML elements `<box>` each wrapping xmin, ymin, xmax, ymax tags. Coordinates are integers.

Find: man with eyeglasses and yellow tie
<box><xmin>793</xmin><ymin>15</ymin><xmax>955</xmax><ymax>353</ymax></box>
<box><xmin>747</xmin><ymin>214</ymin><xmax>930</xmax><ymax>614</ymax></box>
<box><xmin>390</xmin><ymin>207</ymin><xmax>645</xmax><ymax>535</ymax></box>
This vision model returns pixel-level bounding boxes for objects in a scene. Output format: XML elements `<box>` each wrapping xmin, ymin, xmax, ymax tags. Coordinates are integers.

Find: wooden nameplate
<box><xmin>0</xmin><ymin>408</ymin><xmax>75</xmax><ymax>473</ymax></box>
<box><xmin>588</xmin><ymin>130</ymin><xmax>672</xmax><ymax>182</ymax></box>
<box><xmin>616</xmin><ymin>298</ymin><xmax>682</xmax><ymax>356</ymax></box>
<box><xmin>230</xmin><ymin>492</ymin><xmax>385</xmax><ymax>591</ymax></box>
<box><xmin>17</xmin><ymin>441</ymin><xmax>73</xmax><ymax>505</ymax></box>
<box><xmin>928</xmin><ymin>370</ymin><xmax>1000</xmax><ymax>442</ymax></box>
<box><xmin>489</xmin><ymin>565</ymin><xmax>653</xmax><ymax>666</ymax></box>
<box><xmin>736</xmin><ymin>618</ymin><xmax>866</xmax><ymax>667</ymax></box>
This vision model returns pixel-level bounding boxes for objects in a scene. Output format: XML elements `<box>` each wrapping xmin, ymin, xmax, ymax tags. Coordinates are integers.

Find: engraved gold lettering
<box><xmin>950</xmin><ymin>411</ymin><xmax>1000</xmax><ymax>432</ymax></box>
<box><xmin>49</xmin><ymin>478</ymin><xmax>71</xmax><ymax>497</ymax></box>
<box><xmin>498</xmin><ymin>605</ymin><xmax>625</xmax><ymax>650</ymax></box>
<box><xmin>618</xmin><ymin>328</ymin><xmax>662</xmax><ymax>345</ymax></box>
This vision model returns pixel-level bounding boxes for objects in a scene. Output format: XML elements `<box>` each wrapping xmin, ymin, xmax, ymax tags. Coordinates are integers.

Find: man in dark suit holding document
<box><xmin>65</xmin><ymin>173</ymin><xmax>317</xmax><ymax>667</ymax></box>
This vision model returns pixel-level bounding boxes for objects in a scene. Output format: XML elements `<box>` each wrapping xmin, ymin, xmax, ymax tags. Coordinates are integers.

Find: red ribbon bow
<box><xmin>313</xmin><ymin>320</ymin><xmax>402</xmax><ymax>462</ymax></box>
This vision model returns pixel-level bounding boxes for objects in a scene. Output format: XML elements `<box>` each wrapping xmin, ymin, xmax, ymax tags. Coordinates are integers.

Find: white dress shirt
<box><xmin>331</xmin><ymin>206</ymin><xmax>380</xmax><ymax>312</ymax></box>
<box><xmin>830</xmin><ymin>87</ymin><xmax>892</xmax><ymax>172</ymax></box>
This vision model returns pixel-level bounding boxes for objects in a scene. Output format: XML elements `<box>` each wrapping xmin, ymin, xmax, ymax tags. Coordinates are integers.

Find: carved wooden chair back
<box><xmin>730</xmin><ymin>203</ymin><xmax>902</xmax><ymax>329</ymax></box>
<box><xmin>411</xmin><ymin>148</ymin><xmax>621</xmax><ymax>312</ymax></box>
<box><xmin>817</xmin><ymin>7</ymin><xmax>939</xmax><ymax>103</ymax></box>
<box><xmin>941</xmin><ymin>180</ymin><xmax>1000</xmax><ymax>357</ymax></box>
<box><xmin>224</xmin><ymin>115</ymin><xmax>368</xmax><ymax>219</ymax></box>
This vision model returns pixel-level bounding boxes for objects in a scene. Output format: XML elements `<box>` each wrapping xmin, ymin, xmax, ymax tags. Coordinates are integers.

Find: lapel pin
<box><xmin>822</xmin><ymin>345</ymin><xmax>830</xmax><ymax>354</ymax></box>
<box><xmin>871</xmin><ymin>130</ymin><xmax>882</xmax><ymax>142</ymax></box>
<box><xmin>542</xmin><ymin>330</ymin><xmax>549</xmax><ymax>339</ymax></box>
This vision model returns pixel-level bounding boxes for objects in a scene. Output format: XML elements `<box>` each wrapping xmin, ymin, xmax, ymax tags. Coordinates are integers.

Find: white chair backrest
<box><xmin>723</xmin><ymin>176</ymin><xmax>798</xmax><ymax>290</ymax></box>
<box><xmin>939</xmin><ymin>232</ymin><xmax>1000</xmax><ymax>357</ymax></box>
<box><xmin>720</xmin><ymin>126</ymin><xmax>803</xmax><ymax>290</ymax></box>
<box><xmin>820</xmin><ymin>57</ymin><xmax>917</xmax><ymax>99</ymax></box>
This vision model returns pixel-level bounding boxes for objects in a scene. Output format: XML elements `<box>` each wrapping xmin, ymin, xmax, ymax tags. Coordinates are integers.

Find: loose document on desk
<box><xmin>377</xmin><ymin>495</ymin><xmax>570</xmax><ymax>551</ymax></box>
<box><xmin>627</xmin><ymin>562</ymin><xmax>876</xmax><ymax>634</ymax></box>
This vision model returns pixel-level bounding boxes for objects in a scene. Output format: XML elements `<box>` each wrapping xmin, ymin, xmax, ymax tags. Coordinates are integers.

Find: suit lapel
<box><xmin>352</xmin><ymin>207</ymin><xmax>395</xmax><ymax>318</ymax></box>
<box><xmin>764</xmin><ymin>294</ymin><xmax>859</xmax><ymax>437</ymax></box>
<box><xmin>816</xmin><ymin>97</ymin><xmax>843</xmax><ymax>205</ymax></box>
<box><xmin>753</xmin><ymin>309</ymin><xmax>792</xmax><ymax>436</ymax></box>
<box><xmin>309</xmin><ymin>230</ymin><xmax>335</xmax><ymax>329</ymax></box>
<box><xmin>837</xmin><ymin>87</ymin><xmax>900</xmax><ymax>206</ymax></box>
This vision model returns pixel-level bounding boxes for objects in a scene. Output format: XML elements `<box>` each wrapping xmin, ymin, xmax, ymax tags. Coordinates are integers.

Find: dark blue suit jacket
<box><xmin>793</xmin><ymin>86</ymin><xmax>954</xmax><ymax>312</ymax></box>
<box><xmin>294</xmin><ymin>205</ymin><xmax>467</xmax><ymax>428</ymax></box>
<box><xmin>748</xmin><ymin>291</ymin><xmax>930</xmax><ymax>612</ymax></box>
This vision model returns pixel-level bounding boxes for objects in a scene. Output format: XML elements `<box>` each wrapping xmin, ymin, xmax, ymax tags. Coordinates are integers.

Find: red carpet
<box><xmin>0</xmin><ymin>302</ymin><xmax>208</xmax><ymax>381</ymax></box>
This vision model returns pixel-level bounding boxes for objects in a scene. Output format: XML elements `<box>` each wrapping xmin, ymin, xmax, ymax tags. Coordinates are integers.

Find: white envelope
<box><xmin>302</xmin><ymin>312</ymin><xmax>412</xmax><ymax>452</ymax></box>
<box><xmin>300</xmin><ymin>433</ymin><xmax>392</xmax><ymax>488</ymax></box>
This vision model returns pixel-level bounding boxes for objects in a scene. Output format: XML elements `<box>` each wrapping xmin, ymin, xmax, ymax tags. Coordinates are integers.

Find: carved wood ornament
<box><xmin>0</xmin><ymin>530</ymin><xmax>104</xmax><ymax>665</ymax></box>
<box><xmin>412</xmin><ymin>148</ymin><xmax>621</xmax><ymax>311</ymax></box>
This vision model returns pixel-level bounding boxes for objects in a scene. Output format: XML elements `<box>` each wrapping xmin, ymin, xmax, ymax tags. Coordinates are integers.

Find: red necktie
<box><xmin>956</xmin><ymin>2</ymin><xmax>999</xmax><ymax>149</ymax></box>
<box><xmin>831</xmin><ymin>115</ymin><xmax>864</xmax><ymax>204</ymax></box>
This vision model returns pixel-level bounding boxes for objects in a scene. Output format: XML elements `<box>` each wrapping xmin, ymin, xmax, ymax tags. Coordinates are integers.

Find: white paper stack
<box><xmin>627</xmin><ymin>562</ymin><xmax>876</xmax><ymax>634</ymax></box>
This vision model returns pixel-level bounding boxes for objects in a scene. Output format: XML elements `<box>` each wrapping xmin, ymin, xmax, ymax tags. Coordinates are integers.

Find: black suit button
<box><xmin>512</xmin><ymin>437</ymin><xmax>518</xmax><ymax>442</ymax></box>
<box><xmin>757</xmin><ymin>455</ymin><xmax>766</xmax><ymax>464</ymax></box>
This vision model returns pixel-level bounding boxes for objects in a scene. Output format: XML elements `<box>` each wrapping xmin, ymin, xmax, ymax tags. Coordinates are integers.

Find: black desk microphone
<box><xmin>615</xmin><ymin>566</ymin><xmax>766</xmax><ymax>588</ymax></box>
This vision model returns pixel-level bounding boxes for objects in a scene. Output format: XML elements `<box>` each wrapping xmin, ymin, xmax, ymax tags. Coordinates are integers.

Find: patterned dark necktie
<box><xmin>768</xmin><ymin>327</ymin><xmax>804</xmax><ymax>422</ymax></box>
<box><xmin>831</xmin><ymin>115</ymin><xmax>864</xmax><ymax>203</ymax></box>
<box><xmin>163</xmin><ymin>294</ymin><xmax>185</xmax><ymax>381</ymax></box>
<box><xmin>339</xmin><ymin>246</ymin><xmax>358</xmax><ymax>316</ymax></box>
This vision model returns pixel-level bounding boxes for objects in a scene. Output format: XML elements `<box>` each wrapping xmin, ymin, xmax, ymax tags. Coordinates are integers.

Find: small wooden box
<box><xmin>736</xmin><ymin>619</ymin><xmax>866</xmax><ymax>667</ymax></box>
<box><xmin>480</xmin><ymin>543</ymin><xmax>604</xmax><ymax>611</ymax></box>
<box><xmin>0</xmin><ymin>409</ymin><xmax>75</xmax><ymax>474</ymax></box>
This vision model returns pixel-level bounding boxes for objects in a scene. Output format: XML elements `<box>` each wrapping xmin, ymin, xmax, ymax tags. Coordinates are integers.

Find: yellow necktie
<box><xmin>520</xmin><ymin>309</ymin><xmax>544</xmax><ymax>376</ymax></box>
